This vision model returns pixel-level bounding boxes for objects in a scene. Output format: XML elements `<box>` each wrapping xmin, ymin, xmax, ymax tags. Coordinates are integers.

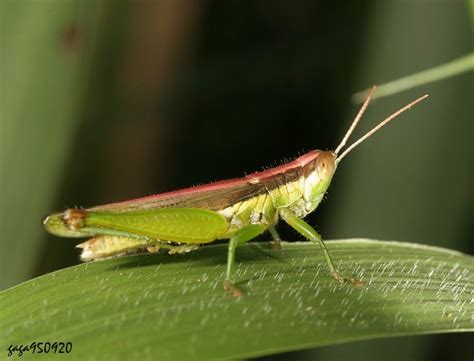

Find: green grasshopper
<box><xmin>43</xmin><ymin>86</ymin><xmax>428</xmax><ymax>296</ymax></box>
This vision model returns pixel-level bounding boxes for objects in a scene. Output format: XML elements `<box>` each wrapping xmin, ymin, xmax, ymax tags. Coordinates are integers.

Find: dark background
<box><xmin>1</xmin><ymin>1</ymin><xmax>472</xmax><ymax>360</ymax></box>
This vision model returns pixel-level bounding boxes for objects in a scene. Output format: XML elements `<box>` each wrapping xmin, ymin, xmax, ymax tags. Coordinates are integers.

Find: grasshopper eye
<box><xmin>316</xmin><ymin>151</ymin><xmax>336</xmax><ymax>181</ymax></box>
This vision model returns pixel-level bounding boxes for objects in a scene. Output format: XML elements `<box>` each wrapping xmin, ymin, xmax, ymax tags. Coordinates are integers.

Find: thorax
<box><xmin>217</xmin><ymin>155</ymin><xmax>328</xmax><ymax>235</ymax></box>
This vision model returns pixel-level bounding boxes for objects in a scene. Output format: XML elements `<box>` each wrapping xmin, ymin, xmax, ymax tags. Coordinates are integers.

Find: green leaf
<box><xmin>352</xmin><ymin>52</ymin><xmax>474</xmax><ymax>102</ymax></box>
<box><xmin>1</xmin><ymin>240</ymin><xmax>472</xmax><ymax>360</ymax></box>
<box><xmin>0</xmin><ymin>0</ymin><xmax>102</xmax><ymax>289</ymax></box>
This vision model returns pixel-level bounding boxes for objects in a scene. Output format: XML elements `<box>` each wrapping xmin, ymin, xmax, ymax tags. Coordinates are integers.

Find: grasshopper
<box><xmin>43</xmin><ymin>86</ymin><xmax>428</xmax><ymax>296</ymax></box>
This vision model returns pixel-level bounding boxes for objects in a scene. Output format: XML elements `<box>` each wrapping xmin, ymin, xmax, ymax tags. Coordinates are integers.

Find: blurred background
<box><xmin>1</xmin><ymin>1</ymin><xmax>472</xmax><ymax>360</ymax></box>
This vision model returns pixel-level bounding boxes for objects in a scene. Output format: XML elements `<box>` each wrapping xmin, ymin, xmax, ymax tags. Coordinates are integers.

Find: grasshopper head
<box><xmin>311</xmin><ymin>150</ymin><xmax>337</xmax><ymax>198</ymax></box>
<box><xmin>42</xmin><ymin>209</ymin><xmax>89</xmax><ymax>238</ymax></box>
<box><xmin>301</xmin><ymin>151</ymin><xmax>337</xmax><ymax>214</ymax></box>
<box><xmin>315</xmin><ymin>151</ymin><xmax>336</xmax><ymax>182</ymax></box>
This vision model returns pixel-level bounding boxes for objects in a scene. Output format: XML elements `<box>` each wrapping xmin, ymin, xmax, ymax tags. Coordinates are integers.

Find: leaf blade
<box><xmin>1</xmin><ymin>240</ymin><xmax>473</xmax><ymax>360</ymax></box>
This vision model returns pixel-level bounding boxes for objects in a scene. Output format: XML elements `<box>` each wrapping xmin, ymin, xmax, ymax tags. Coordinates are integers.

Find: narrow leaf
<box><xmin>1</xmin><ymin>240</ymin><xmax>472</xmax><ymax>360</ymax></box>
<box><xmin>352</xmin><ymin>52</ymin><xmax>474</xmax><ymax>102</ymax></box>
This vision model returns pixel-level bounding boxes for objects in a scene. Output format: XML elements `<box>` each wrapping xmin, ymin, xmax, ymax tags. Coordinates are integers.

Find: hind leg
<box><xmin>147</xmin><ymin>243</ymin><xmax>200</xmax><ymax>254</ymax></box>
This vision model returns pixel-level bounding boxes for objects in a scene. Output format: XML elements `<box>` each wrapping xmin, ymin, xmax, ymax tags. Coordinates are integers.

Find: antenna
<box><xmin>335</xmin><ymin>93</ymin><xmax>429</xmax><ymax>163</ymax></box>
<box><xmin>335</xmin><ymin>85</ymin><xmax>377</xmax><ymax>155</ymax></box>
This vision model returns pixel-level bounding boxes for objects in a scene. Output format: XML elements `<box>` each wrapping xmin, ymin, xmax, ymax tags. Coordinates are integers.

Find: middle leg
<box><xmin>224</xmin><ymin>223</ymin><xmax>268</xmax><ymax>297</ymax></box>
<box><xmin>268</xmin><ymin>226</ymin><xmax>282</xmax><ymax>250</ymax></box>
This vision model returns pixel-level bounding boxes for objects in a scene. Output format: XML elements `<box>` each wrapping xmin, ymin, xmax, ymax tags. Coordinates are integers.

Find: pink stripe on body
<box><xmin>91</xmin><ymin>150</ymin><xmax>321</xmax><ymax>210</ymax></box>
